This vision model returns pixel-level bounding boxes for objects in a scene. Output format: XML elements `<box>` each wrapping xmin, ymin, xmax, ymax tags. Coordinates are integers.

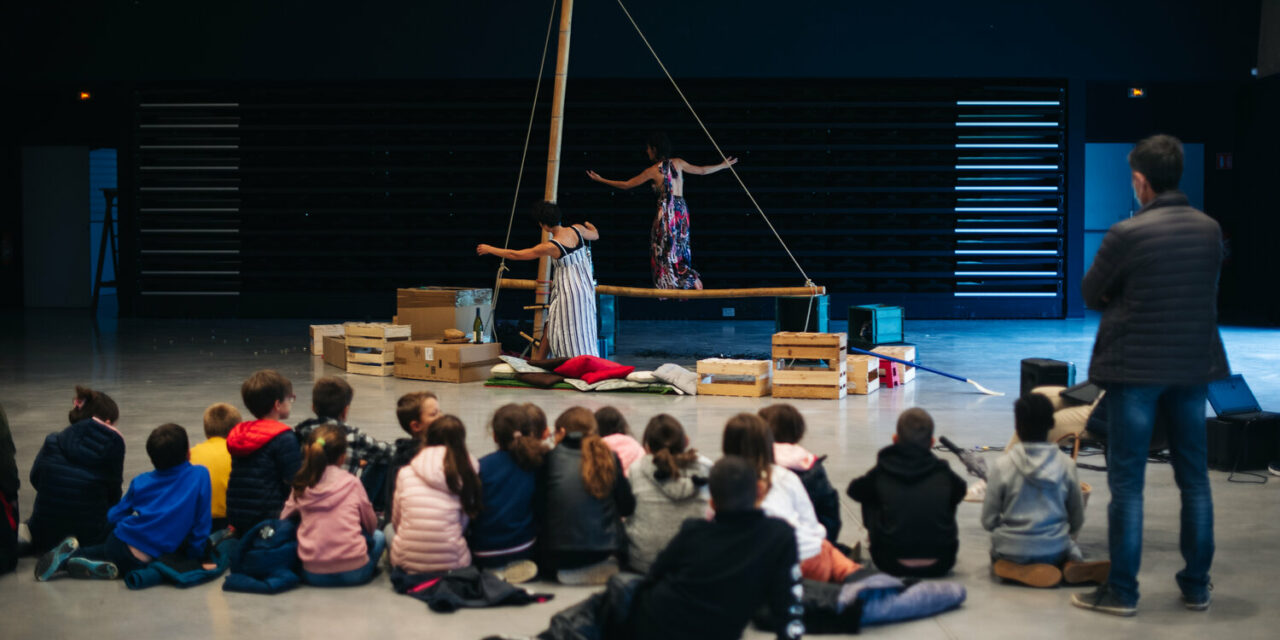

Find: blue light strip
<box><xmin>955</xmin><ymin>165</ymin><xmax>1059</xmax><ymax>170</ymax></box>
<box><xmin>954</xmin><ymin>228</ymin><xmax>1057</xmax><ymax>234</ymax></box>
<box><xmin>955</xmin><ymin>143</ymin><xmax>1058</xmax><ymax>148</ymax></box>
<box><xmin>954</xmin><ymin>186</ymin><xmax>1058</xmax><ymax>191</ymax></box>
<box><xmin>954</xmin><ymin>250</ymin><xmax>1058</xmax><ymax>255</ymax></box>
<box><xmin>955</xmin><ymin>122</ymin><xmax>1059</xmax><ymax>127</ymax></box>
<box><xmin>954</xmin><ymin>271</ymin><xmax>1059</xmax><ymax>276</ymax></box>
<box><xmin>955</xmin><ymin>101</ymin><xmax>1061</xmax><ymax>106</ymax></box>
<box><xmin>954</xmin><ymin>292</ymin><xmax>1059</xmax><ymax>298</ymax></box>
<box><xmin>954</xmin><ymin>207</ymin><xmax>1058</xmax><ymax>212</ymax></box>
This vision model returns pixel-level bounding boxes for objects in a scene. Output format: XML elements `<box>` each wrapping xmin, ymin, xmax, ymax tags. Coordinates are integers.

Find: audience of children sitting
<box><xmin>847</xmin><ymin>407</ymin><xmax>966</xmax><ymax>577</ymax></box>
<box><xmin>760</xmin><ymin>403</ymin><xmax>842</xmax><ymax>543</ymax></box>
<box><xmin>983</xmin><ymin>393</ymin><xmax>1110</xmax><ymax>588</ymax></box>
<box><xmin>468</xmin><ymin>403</ymin><xmax>547</xmax><ymax>583</ymax></box>
<box><xmin>623</xmin><ymin>413</ymin><xmax>711</xmax><ymax>573</ymax></box>
<box><xmin>191</xmin><ymin>402</ymin><xmax>240</xmax><ymax>531</ymax></box>
<box><xmin>37</xmin><ymin>423</ymin><xmax>210</xmax><ymax>581</ymax></box>
<box><xmin>595</xmin><ymin>405</ymin><xmax>644</xmax><ymax>476</ymax></box>
<box><xmin>539</xmin><ymin>406</ymin><xmax>635</xmax><ymax>585</ymax></box>
<box><xmin>282</xmin><ymin>425</ymin><xmax>384</xmax><ymax>587</ymax></box>
<box><xmin>390</xmin><ymin>415</ymin><xmax>481</xmax><ymax>575</ymax></box>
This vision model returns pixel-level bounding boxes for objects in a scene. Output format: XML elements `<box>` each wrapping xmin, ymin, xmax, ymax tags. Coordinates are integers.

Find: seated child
<box><xmin>624</xmin><ymin>413</ymin><xmax>712</xmax><ymax>573</ymax></box>
<box><xmin>468</xmin><ymin>403</ymin><xmax>548</xmax><ymax>583</ymax></box>
<box><xmin>27</xmin><ymin>386</ymin><xmax>125</xmax><ymax>554</ymax></box>
<box><xmin>722</xmin><ymin>413</ymin><xmax>849</xmax><ymax>583</ymax></box>
<box><xmin>760</xmin><ymin>403</ymin><xmax>842</xmax><ymax>543</ymax></box>
<box><xmin>191</xmin><ymin>402</ymin><xmax>240</xmax><ymax>531</ymax></box>
<box><xmin>295</xmin><ymin>377</ymin><xmax>393</xmax><ymax>507</ymax></box>
<box><xmin>847</xmin><ymin>408</ymin><xmax>966</xmax><ymax>577</ymax></box>
<box><xmin>36</xmin><ymin>423</ymin><xmax>211</xmax><ymax>581</ymax></box>
<box><xmin>281</xmin><ymin>425</ymin><xmax>384</xmax><ymax>587</ymax></box>
<box><xmin>595</xmin><ymin>406</ymin><xmax>644</xmax><ymax>476</ymax></box>
<box><xmin>225</xmin><ymin>370</ymin><xmax>302</xmax><ymax>533</ymax></box>
<box><xmin>982</xmin><ymin>394</ymin><xmax>1108</xmax><ymax>587</ymax></box>
<box><xmin>539</xmin><ymin>406</ymin><xmax>635</xmax><ymax>585</ymax></box>
<box><xmin>387</xmin><ymin>391</ymin><xmax>440</xmax><ymax>509</ymax></box>
<box><xmin>390</xmin><ymin>415</ymin><xmax>481</xmax><ymax>574</ymax></box>
<box><xmin>1</xmin><ymin>404</ymin><xmax>18</xmax><ymax>574</ymax></box>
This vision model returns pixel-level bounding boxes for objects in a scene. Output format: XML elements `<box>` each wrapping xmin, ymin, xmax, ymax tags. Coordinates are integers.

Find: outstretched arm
<box><xmin>674</xmin><ymin>156</ymin><xmax>738</xmax><ymax>176</ymax></box>
<box><xmin>476</xmin><ymin>241</ymin><xmax>560</xmax><ymax>261</ymax></box>
<box><xmin>586</xmin><ymin>165</ymin><xmax>659</xmax><ymax>190</ymax></box>
<box><xmin>575</xmin><ymin>222</ymin><xmax>600</xmax><ymax>241</ymax></box>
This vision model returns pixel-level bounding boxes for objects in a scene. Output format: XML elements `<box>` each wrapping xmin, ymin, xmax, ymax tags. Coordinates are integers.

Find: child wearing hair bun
<box><xmin>624</xmin><ymin>413</ymin><xmax>712</xmax><ymax>572</ymax></box>
<box><xmin>281</xmin><ymin>425</ymin><xmax>383</xmax><ymax>587</ymax></box>
<box><xmin>468</xmin><ymin>403</ymin><xmax>549</xmax><ymax>583</ymax></box>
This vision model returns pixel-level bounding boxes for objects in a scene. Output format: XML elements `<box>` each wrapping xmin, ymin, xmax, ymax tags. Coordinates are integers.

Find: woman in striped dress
<box><xmin>477</xmin><ymin>201</ymin><xmax>599</xmax><ymax>358</ymax></box>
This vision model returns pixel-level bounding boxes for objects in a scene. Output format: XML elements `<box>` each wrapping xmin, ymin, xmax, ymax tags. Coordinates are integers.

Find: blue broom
<box><xmin>848</xmin><ymin>346</ymin><xmax>1005</xmax><ymax>396</ymax></box>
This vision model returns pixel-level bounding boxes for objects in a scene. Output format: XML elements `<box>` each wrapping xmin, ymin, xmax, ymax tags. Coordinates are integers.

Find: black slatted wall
<box><xmin>127</xmin><ymin>79</ymin><xmax>1066</xmax><ymax>319</ymax></box>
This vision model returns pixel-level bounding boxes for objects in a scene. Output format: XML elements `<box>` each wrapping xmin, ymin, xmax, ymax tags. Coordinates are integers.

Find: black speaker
<box><xmin>1207</xmin><ymin>414</ymin><xmax>1280</xmax><ymax>471</ymax></box>
<box><xmin>1020</xmin><ymin>358</ymin><xmax>1076</xmax><ymax>397</ymax></box>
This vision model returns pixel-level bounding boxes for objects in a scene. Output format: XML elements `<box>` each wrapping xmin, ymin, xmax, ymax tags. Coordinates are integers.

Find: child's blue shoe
<box><xmin>34</xmin><ymin>537</ymin><xmax>79</xmax><ymax>581</ymax></box>
<box><xmin>65</xmin><ymin>557</ymin><xmax>119</xmax><ymax>580</ymax></box>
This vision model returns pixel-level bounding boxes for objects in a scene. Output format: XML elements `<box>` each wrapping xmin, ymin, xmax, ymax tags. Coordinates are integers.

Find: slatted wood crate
<box><xmin>309</xmin><ymin>324</ymin><xmax>345</xmax><ymax>356</ymax></box>
<box><xmin>771</xmin><ymin>332</ymin><xmax>847</xmax><ymax>400</ymax></box>
<box><xmin>696</xmin><ymin>359</ymin><xmax>772</xmax><ymax>397</ymax></box>
<box><xmin>344</xmin><ymin>323</ymin><xmax>412</xmax><ymax>376</ymax></box>
<box><xmin>846</xmin><ymin>354</ymin><xmax>881</xmax><ymax>395</ymax></box>
<box><xmin>872</xmin><ymin>344</ymin><xmax>917</xmax><ymax>385</ymax></box>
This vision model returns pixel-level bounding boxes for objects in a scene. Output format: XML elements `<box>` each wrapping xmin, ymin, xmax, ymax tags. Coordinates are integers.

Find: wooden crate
<box><xmin>846</xmin><ymin>354</ymin><xmax>880</xmax><ymax>395</ymax></box>
<box><xmin>322</xmin><ymin>336</ymin><xmax>347</xmax><ymax>371</ymax></box>
<box><xmin>344</xmin><ymin>323</ymin><xmax>411</xmax><ymax>376</ymax></box>
<box><xmin>872</xmin><ymin>344</ymin><xmax>917</xmax><ymax>384</ymax></box>
<box><xmin>696</xmin><ymin>359</ymin><xmax>772</xmax><ymax>397</ymax></box>
<box><xmin>309</xmin><ymin>324</ymin><xmax>345</xmax><ymax>356</ymax></box>
<box><xmin>771</xmin><ymin>332</ymin><xmax>847</xmax><ymax>400</ymax></box>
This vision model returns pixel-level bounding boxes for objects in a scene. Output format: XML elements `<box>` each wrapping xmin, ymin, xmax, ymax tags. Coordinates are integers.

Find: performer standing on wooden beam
<box><xmin>587</xmin><ymin>132</ymin><xmax>737</xmax><ymax>290</ymax></box>
<box><xmin>478</xmin><ymin>201</ymin><xmax>600</xmax><ymax>359</ymax></box>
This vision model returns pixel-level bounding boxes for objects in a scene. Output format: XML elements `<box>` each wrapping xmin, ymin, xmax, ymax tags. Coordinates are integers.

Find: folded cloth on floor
<box><xmin>390</xmin><ymin>565</ymin><xmax>554</xmax><ymax>612</ymax></box>
<box><xmin>516</xmin><ymin>372</ymin><xmax>567</xmax><ymax>388</ymax></box>
<box><xmin>490</xmin><ymin>363</ymin><xmax>518</xmax><ymax>380</ymax></box>
<box><xmin>554</xmin><ymin>356</ymin><xmax>635</xmax><ymax>385</ymax></box>
<box><xmin>499</xmin><ymin>355</ymin><xmax>553</xmax><ymax>374</ymax></box>
<box><xmin>222</xmin><ymin>518</ymin><xmax>301</xmax><ymax>595</ymax></box>
<box><xmin>484</xmin><ymin>378</ymin><xmax>677</xmax><ymax>395</ymax></box>
<box><xmin>626</xmin><ymin>371</ymin><xmax>658</xmax><ymax>383</ymax></box>
<box><xmin>653</xmin><ymin>364</ymin><xmax>698</xmax><ymax>395</ymax></box>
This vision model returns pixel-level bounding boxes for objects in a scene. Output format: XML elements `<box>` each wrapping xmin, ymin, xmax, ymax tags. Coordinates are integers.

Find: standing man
<box><xmin>1072</xmin><ymin>134</ymin><xmax>1228</xmax><ymax>616</ymax></box>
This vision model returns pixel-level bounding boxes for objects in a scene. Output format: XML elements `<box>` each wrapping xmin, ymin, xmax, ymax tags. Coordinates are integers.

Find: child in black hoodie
<box><xmin>847</xmin><ymin>408</ymin><xmax>966</xmax><ymax>577</ymax></box>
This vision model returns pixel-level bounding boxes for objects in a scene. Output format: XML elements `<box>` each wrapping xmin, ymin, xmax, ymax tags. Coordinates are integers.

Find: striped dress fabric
<box><xmin>546</xmin><ymin>226</ymin><xmax>599</xmax><ymax>358</ymax></box>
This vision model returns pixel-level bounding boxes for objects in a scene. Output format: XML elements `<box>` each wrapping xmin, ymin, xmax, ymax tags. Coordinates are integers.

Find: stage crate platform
<box><xmin>344</xmin><ymin>323</ymin><xmax>411</xmax><ymax>376</ymax></box>
<box><xmin>771</xmin><ymin>332</ymin><xmax>847</xmax><ymax>400</ymax></box>
<box><xmin>696</xmin><ymin>359</ymin><xmax>772</xmax><ymax>397</ymax></box>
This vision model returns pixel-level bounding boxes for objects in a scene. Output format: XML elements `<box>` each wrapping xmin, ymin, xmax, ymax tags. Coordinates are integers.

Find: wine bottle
<box><xmin>473</xmin><ymin>308</ymin><xmax>483</xmax><ymax>344</ymax></box>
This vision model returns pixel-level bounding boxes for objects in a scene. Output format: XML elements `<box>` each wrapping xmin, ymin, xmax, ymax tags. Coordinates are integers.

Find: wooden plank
<box><xmin>344</xmin><ymin>335</ymin><xmax>411</xmax><ymax>350</ymax></box>
<box><xmin>698</xmin><ymin>376</ymin><xmax>772</xmax><ymax>398</ymax></box>
<box><xmin>347</xmin><ymin>349</ymin><xmax>395</xmax><ymax>364</ymax></box>
<box><xmin>772</xmin><ymin>383</ymin><xmax>847</xmax><ymax>400</ymax></box>
<box><xmin>346</xmin><ymin>361</ymin><xmax>395</xmax><ymax>377</ymax></box>
<box><xmin>773</xmin><ymin>369</ymin><xmax>846</xmax><ymax>386</ymax></box>
<box><xmin>696</xmin><ymin>358</ymin><xmax>771</xmax><ymax>376</ymax></box>
<box><xmin>772</xmin><ymin>332</ymin><xmax>846</xmax><ymax>347</ymax></box>
<box><xmin>500</xmin><ymin>278</ymin><xmax>825</xmax><ymax>299</ymax></box>
<box><xmin>775</xmin><ymin>358</ymin><xmax>846</xmax><ymax>374</ymax></box>
<box><xmin>344</xmin><ymin>322</ymin><xmax>412</xmax><ymax>340</ymax></box>
<box><xmin>772</xmin><ymin>346</ymin><xmax>844</xmax><ymax>360</ymax></box>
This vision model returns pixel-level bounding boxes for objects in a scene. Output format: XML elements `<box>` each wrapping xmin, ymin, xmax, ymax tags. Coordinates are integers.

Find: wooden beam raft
<box><xmin>500</xmin><ymin>278</ymin><xmax>824</xmax><ymax>299</ymax></box>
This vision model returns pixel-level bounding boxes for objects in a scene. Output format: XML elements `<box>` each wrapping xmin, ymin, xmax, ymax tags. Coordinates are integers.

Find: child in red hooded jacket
<box><xmin>226</xmin><ymin>370</ymin><xmax>302</xmax><ymax>533</ymax></box>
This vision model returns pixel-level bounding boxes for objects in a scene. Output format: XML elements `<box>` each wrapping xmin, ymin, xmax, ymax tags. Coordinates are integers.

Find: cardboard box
<box><xmin>394</xmin><ymin>340</ymin><xmax>502</xmax><ymax>383</ymax></box>
<box><xmin>396</xmin><ymin>287</ymin><xmax>494</xmax><ymax>342</ymax></box>
<box><xmin>323</xmin><ymin>336</ymin><xmax>347</xmax><ymax>371</ymax></box>
<box><xmin>309</xmin><ymin>324</ymin><xmax>345</xmax><ymax>356</ymax></box>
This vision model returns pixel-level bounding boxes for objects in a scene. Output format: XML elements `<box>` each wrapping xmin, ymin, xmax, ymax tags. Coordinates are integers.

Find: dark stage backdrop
<box><xmin>125</xmin><ymin>79</ymin><xmax>1066</xmax><ymax>319</ymax></box>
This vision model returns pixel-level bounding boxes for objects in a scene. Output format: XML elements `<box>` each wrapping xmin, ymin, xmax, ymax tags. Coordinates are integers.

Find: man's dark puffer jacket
<box><xmin>225</xmin><ymin>420</ymin><xmax>301</xmax><ymax>533</ymax></box>
<box><xmin>28</xmin><ymin>418</ymin><xmax>125</xmax><ymax>552</ymax></box>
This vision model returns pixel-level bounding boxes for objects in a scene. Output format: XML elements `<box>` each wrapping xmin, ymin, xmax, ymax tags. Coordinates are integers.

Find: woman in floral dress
<box><xmin>587</xmin><ymin>132</ymin><xmax>737</xmax><ymax>290</ymax></box>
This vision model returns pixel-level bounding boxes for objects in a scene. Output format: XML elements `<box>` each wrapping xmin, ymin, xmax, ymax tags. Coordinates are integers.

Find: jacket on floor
<box><xmin>539</xmin><ymin>434</ymin><xmax>636</xmax><ymax>555</ymax></box>
<box><xmin>1083</xmin><ymin>191</ymin><xmax>1229</xmax><ymax>384</ymax></box>
<box><xmin>981</xmin><ymin>442</ymin><xmax>1084</xmax><ymax>561</ymax></box>
<box><xmin>775</xmin><ymin>443</ymin><xmax>842</xmax><ymax>543</ymax></box>
<box><xmin>629</xmin><ymin>509</ymin><xmax>804</xmax><ymax>640</ymax></box>
<box><xmin>225</xmin><ymin>419</ymin><xmax>302</xmax><ymax>532</ymax></box>
<box><xmin>761</xmin><ymin>464</ymin><xmax>826</xmax><ymax>562</ymax></box>
<box><xmin>847</xmin><ymin>442</ymin><xmax>966</xmax><ymax>571</ymax></box>
<box><xmin>27</xmin><ymin>418</ymin><xmax>125</xmax><ymax>552</ymax></box>
<box><xmin>111</xmin><ymin>461</ymin><xmax>212</xmax><ymax>559</ymax></box>
<box><xmin>391</xmin><ymin>445</ymin><xmax>479</xmax><ymax>573</ymax></box>
<box><xmin>624</xmin><ymin>453</ymin><xmax>712</xmax><ymax>573</ymax></box>
<box><xmin>280</xmin><ymin>465</ymin><xmax>377</xmax><ymax>574</ymax></box>
<box><xmin>222</xmin><ymin>518</ymin><xmax>301</xmax><ymax>594</ymax></box>
<box><xmin>468</xmin><ymin>449</ymin><xmax>538</xmax><ymax>560</ymax></box>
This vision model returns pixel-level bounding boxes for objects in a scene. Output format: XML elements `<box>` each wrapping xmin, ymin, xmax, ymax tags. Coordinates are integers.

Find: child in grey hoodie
<box><xmin>624</xmin><ymin>414</ymin><xmax>712</xmax><ymax>573</ymax></box>
<box><xmin>982</xmin><ymin>394</ymin><xmax>1109</xmax><ymax>588</ymax></box>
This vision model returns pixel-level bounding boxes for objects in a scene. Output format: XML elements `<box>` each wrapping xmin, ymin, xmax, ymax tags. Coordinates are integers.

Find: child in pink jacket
<box><xmin>280</xmin><ymin>425</ymin><xmax>383</xmax><ymax>587</ymax></box>
<box><xmin>595</xmin><ymin>406</ymin><xmax>643</xmax><ymax>477</ymax></box>
<box><xmin>390</xmin><ymin>415</ymin><xmax>482</xmax><ymax>574</ymax></box>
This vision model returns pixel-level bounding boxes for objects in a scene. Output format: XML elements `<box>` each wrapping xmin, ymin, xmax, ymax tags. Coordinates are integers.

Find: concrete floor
<box><xmin>1</xmin><ymin>309</ymin><xmax>1277</xmax><ymax>639</ymax></box>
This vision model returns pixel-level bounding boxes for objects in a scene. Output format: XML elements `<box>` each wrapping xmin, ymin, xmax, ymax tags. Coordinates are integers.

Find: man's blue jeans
<box><xmin>1103</xmin><ymin>383</ymin><xmax>1214</xmax><ymax>605</ymax></box>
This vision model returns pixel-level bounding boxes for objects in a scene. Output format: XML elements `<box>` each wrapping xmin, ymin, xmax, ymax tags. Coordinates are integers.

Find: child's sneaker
<box><xmin>493</xmin><ymin>559</ymin><xmax>539</xmax><ymax>584</ymax></box>
<box><xmin>1071</xmin><ymin>584</ymin><xmax>1137</xmax><ymax>617</ymax></box>
<box><xmin>1062</xmin><ymin>560</ymin><xmax>1111</xmax><ymax>585</ymax></box>
<box><xmin>65</xmin><ymin>557</ymin><xmax>119</xmax><ymax>580</ymax></box>
<box><xmin>34</xmin><ymin>537</ymin><xmax>78</xmax><ymax>581</ymax></box>
<box><xmin>557</xmin><ymin>558</ymin><xmax>619</xmax><ymax>586</ymax></box>
<box><xmin>993</xmin><ymin>559</ymin><xmax>1062</xmax><ymax>588</ymax></box>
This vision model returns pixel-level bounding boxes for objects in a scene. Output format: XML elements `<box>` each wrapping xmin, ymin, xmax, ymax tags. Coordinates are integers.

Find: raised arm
<box><xmin>475</xmin><ymin>241</ymin><xmax>560</xmax><ymax>261</ymax></box>
<box><xmin>673</xmin><ymin>156</ymin><xmax>738</xmax><ymax>176</ymax></box>
<box><xmin>586</xmin><ymin>164</ymin><xmax>660</xmax><ymax>190</ymax></box>
<box><xmin>575</xmin><ymin>222</ymin><xmax>600</xmax><ymax>242</ymax></box>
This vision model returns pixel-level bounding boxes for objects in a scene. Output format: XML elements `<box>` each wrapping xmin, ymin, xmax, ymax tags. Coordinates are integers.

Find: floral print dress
<box><xmin>650</xmin><ymin>160</ymin><xmax>703</xmax><ymax>290</ymax></box>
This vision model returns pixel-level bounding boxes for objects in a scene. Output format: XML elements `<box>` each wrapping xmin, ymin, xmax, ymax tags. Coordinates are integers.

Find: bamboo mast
<box><xmin>532</xmin><ymin>0</ymin><xmax>574</xmax><ymax>346</ymax></box>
